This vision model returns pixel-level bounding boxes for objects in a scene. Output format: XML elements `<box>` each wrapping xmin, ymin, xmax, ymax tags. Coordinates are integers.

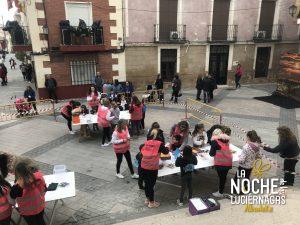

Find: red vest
<box><xmin>141</xmin><ymin>140</ymin><xmax>161</xmax><ymax>170</ymax></box>
<box><xmin>97</xmin><ymin>106</ymin><xmax>110</xmax><ymax>127</ymax></box>
<box><xmin>0</xmin><ymin>186</ymin><xmax>12</xmax><ymax>221</ymax></box>
<box><xmin>88</xmin><ymin>93</ymin><xmax>99</xmax><ymax>108</ymax></box>
<box><xmin>214</xmin><ymin>140</ymin><xmax>233</xmax><ymax>167</ymax></box>
<box><xmin>17</xmin><ymin>171</ymin><xmax>46</xmax><ymax>216</ymax></box>
<box><xmin>130</xmin><ymin>104</ymin><xmax>143</xmax><ymax>121</ymax></box>
<box><xmin>61</xmin><ymin>102</ymin><xmax>72</xmax><ymax>117</ymax></box>
<box><xmin>113</xmin><ymin>128</ymin><xmax>130</xmax><ymax>154</ymax></box>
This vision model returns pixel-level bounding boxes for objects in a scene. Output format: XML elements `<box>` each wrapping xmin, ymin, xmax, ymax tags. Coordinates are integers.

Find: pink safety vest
<box><xmin>113</xmin><ymin>128</ymin><xmax>130</xmax><ymax>154</ymax></box>
<box><xmin>97</xmin><ymin>106</ymin><xmax>110</xmax><ymax>127</ymax></box>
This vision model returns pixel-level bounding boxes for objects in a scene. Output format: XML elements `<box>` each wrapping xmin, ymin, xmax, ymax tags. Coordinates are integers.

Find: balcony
<box><xmin>154</xmin><ymin>24</ymin><xmax>186</xmax><ymax>43</ymax></box>
<box><xmin>253</xmin><ymin>24</ymin><xmax>283</xmax><ymax>42</ymax></box>
<box><xmin>60</xmin><ymin>26</ymin><xmax>105</xmax><ymax>52</ymax></box>
<box><xmin>207</xmin><ymin>25</ymin><xmax>238</xmax><ymax>43</ymax></box>
<box><xmin>2</xmin><ymin>23</ymin><xmax>32</xmax><ymax>52</ymax></box>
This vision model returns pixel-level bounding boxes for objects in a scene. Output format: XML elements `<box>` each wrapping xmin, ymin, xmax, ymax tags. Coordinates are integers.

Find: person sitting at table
<box><xmin>233</xmin><ymin>130</ymin><xmax>262</xmax><ymax>194</ymax></box>
<box><xmin>209</xmin><ymin>129</ymin><xmax>232</xmax><ymax>198</ymax></box>
<box><xmin>170</xmin><ymin>121</ymin><xmax>189</xmax><ymax>151</ymax></box>
<box><xmin>110</xmin><ymin>101</ymin><xmax>120</xmax><ymax>131</ymax></box>
<box><xmin>61</xmin><ymin>100</ymin><xmax>81</xmax><ymax>134</ymax></box>
<box><xmin>87</xmin><ymin>86</ymin><xmax>99</xmax><ymax>111</ymax></box>
<box><xmin>10</xmin><ymin>159</ymin><xmax>46</xmax><ymax>225</ymax></box>
<box><xmin>140</xmin><ymin>129</ymin><xmax>169</xmax><ymax>208</ymax></box>
<box><xmin>0</xmin><ymin>154</ymin><xmax>12</xmax><ymax>225</ymax></box>
<box><xmin>129</xmin><ymin>96</ymin><xmax>143</xmax><ymax>137</ymax></box>
<box><xmin>147</xmin><ymin>122</ymin><xmax>165</xmax><ymax>144</ymax></box>
<box><xmin>112</xmin><ymin>119</ymin><xmax>139</xmax><ymax>179</ymax></box>
<box><xmin>192</xmin><ymin>124</ymin><xmax>208</xmax><ymax>148</ymax></box>
<box><xmin>175</xmin><ymin>145</ymin><xmax>198</xmax><ymax>206</ymax></box>
<box><xmin>98</xmin><ymin>98</ymin><xmax>115</xmax><ymax>147</ymax></box>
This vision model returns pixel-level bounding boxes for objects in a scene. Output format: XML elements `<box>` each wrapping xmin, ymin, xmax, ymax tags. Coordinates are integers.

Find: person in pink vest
<box><xmin>98</xmin><ymin>98</ymin><xmax>115</xmax><ymax>147</ymax></box>
<box><xmin>111</xmin><ymin>119</ymin><xmax>139</xmax><ymax>179</ymax></box>
<box><xmin>209</xmin><ymin>129</ymin><xmax>232</xmax><ymax>198</ymax></box>
<box><xmin>129</xmin><ymin>96</ymin><xmax>143</xmax><ymax>136</ymax></box>
<box><xmin>0</xmin><ymin>154</ymin><xmax>12</xmax><ymax>225</ymax></box>
<box><xmin>61</xmin><ymin>100</ymin><xmax>81</xmax><ymax>134</ymax></box>
<box><xmin>10</xmin><ymin>159</ymin><xmax>46</xmax><ymax>225</ymax></box>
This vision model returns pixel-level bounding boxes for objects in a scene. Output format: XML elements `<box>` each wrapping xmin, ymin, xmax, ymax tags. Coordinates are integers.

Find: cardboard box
<box><xmin>189</xmin><ymin>197</ymin><xmax>220</xmax><ymax>216</ymax></box>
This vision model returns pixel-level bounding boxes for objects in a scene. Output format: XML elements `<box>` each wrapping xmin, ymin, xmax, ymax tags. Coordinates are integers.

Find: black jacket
<box><xmin>147</xmin><ymin>129</ymin><xmax>165</xmax><ymax>144</ymax></box>
<box><xmin>202</xmin><ymin>77</ymin><xmax>211</xmax><ymax>92</ymax></box>
<box><xmin>264</xmin><ymin>140</ymin><xmax>300</xmax><ymax>158</ymax></box>
<box><xmin>196</xmin><ymin>77</ymin><xmax>204</xmax><ymax>90</ymax></box>
<box><xmin>45</xmin><ymin>78</ymin><xmax>57</xmax><ymax>89</ymax></box>
<box><xmin>175</xmin><ymin>155</ymin><xmax>198</xmax><ymax>176</ymax></box>
<box><xmin>155</xmin><ymin>78</ymin><xmax>163</xmax><ymax>90</ymax></box>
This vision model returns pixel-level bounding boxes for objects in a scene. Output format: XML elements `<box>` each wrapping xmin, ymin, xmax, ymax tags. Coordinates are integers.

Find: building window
<box><xmin>70</xmin><ymin>60</ymin><xmax>96</xmax><ymax>85</ymax></box>
<box><xmin>65</xmin><ymin>2</ymin><xmax>93</xmax><ymax>26</ymax></box>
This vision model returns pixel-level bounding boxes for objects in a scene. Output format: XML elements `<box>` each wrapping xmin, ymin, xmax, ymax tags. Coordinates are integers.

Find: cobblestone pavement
<box><xmin>0</xmin><ymin>66</ymin><xmax>299</xmax><ymax>224</ymax></box>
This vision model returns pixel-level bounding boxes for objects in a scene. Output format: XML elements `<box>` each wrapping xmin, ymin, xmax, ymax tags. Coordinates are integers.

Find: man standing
<box><xmin>202</xmin><ymin>74</ymin><xmax>211</xmax><ymax>103</ymax></box>
<box><xmin>20</xmin><ymin>62</ymin><xmax>27</xmax><ymax>81</ymax></box>
<box><xmin>170</xmin><ymin>74</ymin><xmax>181</xmax><ymax>104</ymax></box>
<box><xmin>94</xmin><ymin>72</ymin><xmax>103</xmax><ymax>93</ymax></box>
<box><xmin>26</xmin><ymin>63</ymin><xmax>33</xmax><ymax>83</ymax></box>
<box><xmin>45</xmin><ymin>74</ymin><xmax>58</xmax><ymax>102</ymax></box>
<box><xmin>0</xmin><ymin>63</ymin><xmax>8</xmax><ymax>86</ymax></box>
<box><xmin>235</xmin><ymin>64</ymin><xmax>243</xmax><ymax>89</ymax></box>
<box><xmin>208</xmin><ymin>74</ymin><xmax>217</xmax><ymax>101</ymax></box>
<box><xmin>195</xmin><ymin>74</ymin><xmax>204</xmax><ymax>100</ymax></box>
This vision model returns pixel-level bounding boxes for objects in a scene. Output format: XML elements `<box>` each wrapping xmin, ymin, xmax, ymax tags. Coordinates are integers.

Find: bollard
<box><xmin>52</xmin><ymin>100</ymin><xmax>57</xmax><ymax>121</ymax></box>
<box><xmin>220</xmin><ymin>114</ymin><xmax>223</xmax><ymax>125</ymax></box>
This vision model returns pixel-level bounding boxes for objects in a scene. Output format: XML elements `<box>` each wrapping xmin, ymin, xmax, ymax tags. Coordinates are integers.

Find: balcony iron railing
<box><xmin>154</xmin><ymin>24</ymin><xmax>186</xmax><ymax>43</ymax></box>
<box><xmin>207</xmin><ymin>25</ymin><xmax>238</xmax><ymax>42</ymax></box>
<box><xmin>253</xmin><ymin>24</ymin><xmax>283</xmax><ymax>42</ymax></box>
<box><xmin>61</xmin><ymin>26</ymin><xmax>104</xmax><ymax>45</ymax></box>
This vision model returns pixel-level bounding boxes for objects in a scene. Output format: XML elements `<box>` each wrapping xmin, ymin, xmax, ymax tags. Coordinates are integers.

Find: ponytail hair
<box><xmin>246</xmin><ymin>130</ymin><xmax>261</xmax><ymax>143</ymax></box>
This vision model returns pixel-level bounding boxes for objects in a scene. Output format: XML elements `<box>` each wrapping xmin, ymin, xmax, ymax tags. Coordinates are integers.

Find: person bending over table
<box><xmin>209</xmin><ymin>129</ymin><xmax>232</xmax><ymax>198</ymax></box>
<box><xmin>10</xmin><ymin>159</ymin><xmax>46</xmax><ymax>225</ymax></box>
<box><xmin>262</xmin><ymin>126</ymin><xmax>300</xmax><ymax>186</ymax></box>
<box><xmin>170</xmin><ymin>121</ymin><xmax>189</xmax><ymax>151</ymax></box>
<box><xmin>147</xmin><ymin>122</ymin><xmax>165</xmax><ymax>144</ymax></box>
<box><xmin>61</xmin><ymin>100</ymin><xmax>81</xmax><ymax>134</ymax></box>
<box><xmin>140</xmin><ymin>129</ymin><xmax>169</xmax><ymax>208</ymax></box>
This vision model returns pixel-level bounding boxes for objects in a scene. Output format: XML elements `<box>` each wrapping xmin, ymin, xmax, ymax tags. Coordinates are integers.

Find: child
<box><xmin>141</xmin><ymin>100</ymin><xmax>147</xmax><ymax>130</ymax></box>
<box><xmin>10</xmin><ymin>159</ymin><xmax>47</xmax><ymax>225</ymax></box>
<box><xmin>192</xmin><ymin>124</ymin><xmax>208</xmax><ymax>148</ymax></box>
<box><xmin>175</xmin><ymin>146</ymin><xmax>198</xmax><ymax>206</ymax></box>
<box><xmin>129</xmin><ymin>96</ymin><xmax>143</xmax><ymax>136</ymax></box>
<box><xmin>61</xmin><ymin>100</ymin><xmax>81</xmax><ymax>134</ymax></box>
<box><xmin>0</xmin><ymin>154</ymin><xmax>12</xmax><ymax>225</ymax></box>
<box><xmin>136</xmin><ymin>148</ymin><xmax>144</xmax><ymax>190</ymax></box>
<box><xmin>110</xmin><ymin>101</ymin><xmax>120</xmax><ymax>131</ymax></box>
<box><xmin>120</xmin><ymin>95</ymin><xmax>127</xmax><ymax>111</ymax></box>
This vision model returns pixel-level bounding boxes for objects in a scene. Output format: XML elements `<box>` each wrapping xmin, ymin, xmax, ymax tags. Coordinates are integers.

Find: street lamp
<box><xmin>289</xmin><ymin>4</ymin><xmax>298</xmax><ymax>17</ymax></box>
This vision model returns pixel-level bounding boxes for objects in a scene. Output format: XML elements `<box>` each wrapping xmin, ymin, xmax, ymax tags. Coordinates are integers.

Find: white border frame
<box><xmin>64</xmin><ymin>1</ymin><xmax>93</xmax><ymax>26</ymax></box>
<box><xmin>158</xmin><ymin>46</ymin><xmax>181</xmax><ymax>74</ymax></box>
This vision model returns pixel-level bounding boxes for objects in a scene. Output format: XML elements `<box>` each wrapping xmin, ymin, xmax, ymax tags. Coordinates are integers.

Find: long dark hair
<box><xmin>247</xmin><ymin>130</ymin><xmax>261</xmax><ymax>143</ymax></box>
<box><xmin>192</xmin><ymin>124</ymin><xmax>204</xmax><ymax>137</ymax></box>
<box><xmin>14</xmin><ymin>159</ymin><xmax>38</xmax><ymax>187</ymax></box>
<box><xmin>87</xmin><ymin>86</ymin><xmax>98</xmax><ymax>96</ymax></box>
<box><xmin>183</xmin><ymin>145</ymin><xmax>193</xmax><ymax>159</ymax></box>
<box><xmin>0</xmin><ymin>154</ymin><xmax>11</xmax><ymax>194</ymax></box>
<box><xmin>131</xmin><ymin>95</ymin><xmax>141</xmax><ymax>106</ymax></box>
<box><xmin>277</xmin><ymin>126</ymin><xmax>297</xmax><ymax>143</ymax></box>
<box><xmin>117</xmin><ymin>119</ymin><xmax>127</xmax><ymax>132</ymax></box>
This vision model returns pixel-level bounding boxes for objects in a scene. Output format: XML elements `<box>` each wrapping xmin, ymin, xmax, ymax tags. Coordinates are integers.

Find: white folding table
<box><xmin>158</xmin><ymin>144</ymin><xmax>242</xmax><ymax>177</ymax></box>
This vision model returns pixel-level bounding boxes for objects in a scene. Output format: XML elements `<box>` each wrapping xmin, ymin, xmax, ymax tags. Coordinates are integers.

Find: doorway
<box><xmin>255</xmin><ymin>47</ymin><xmax>271</xmax><ymax>78</ymax></box>
<box><xmin>161</xmin><ymin>49</ymin><xmax>177</xmax><ymax>81</ymax></box>
<box><xmin>209</xmin><ymin>45</ymin><xmax>229</xmax><ymax>85</ymax></box>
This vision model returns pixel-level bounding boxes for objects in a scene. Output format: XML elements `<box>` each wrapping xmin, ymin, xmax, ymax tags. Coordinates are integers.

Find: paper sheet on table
<box><xmin>190</xmin><ymin>198</ymin><xmax>208</xmax><ymax>211</ymax></box>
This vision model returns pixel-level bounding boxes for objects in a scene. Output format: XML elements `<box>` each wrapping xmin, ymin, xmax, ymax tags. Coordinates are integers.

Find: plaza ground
<box><xmin>0</xmin><ymin>55</ymin><xmax>299</xmax><ymax>225</ymax></box>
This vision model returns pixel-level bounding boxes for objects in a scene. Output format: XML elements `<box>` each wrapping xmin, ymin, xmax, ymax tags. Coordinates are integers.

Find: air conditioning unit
<box><xmin>255</xmin><ymin>31</ymin><xmax>266</xmax><ymax>39</ymax></box>
<box><xmin>170</xmin><ymin>31</ymin><xmax>180</xmax><ymax>40</ymax></box>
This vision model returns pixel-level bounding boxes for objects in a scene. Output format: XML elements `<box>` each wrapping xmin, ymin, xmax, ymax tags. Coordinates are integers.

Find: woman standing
<box><xmin>61</xmin><ymin>100</ymin><xmax>81</xmax><ymax>134</ymax></box>
<box><xmin>24</xmin><ymin>86</ymin><xmax>38</xmax><ymax>114</ymax></box>
<box><xmin>112</xmin><ymin>120</ymin><xmax>139</xmax><ymax>179</ymax></box>
<box><xmin>170</xmin><ymin>74</ymin><xmax>181</xmax><ymax>103</ymax></box>
<box><xmin>209</xmin><ymin>129</ymin><xmax>232</xmax><ymax>198</ymax></box>
<box><xmin>129</xmin><ymin>96</ymin><xmax>143</xmax><ymax>136</ymax></box>
<box><xmin>234</xmin><ymin>130</ymin><xmax>262</xmax><ymax>193</ymax></box>
<box><xmin>262</xmin><ymin>126</ymin><xmax>300</xmax><ymax>186</ymax></box>
<box><xmin>98</xmin><ymin>98</ymin><xmax>115</xmax><ymax>147</ymax></box>
<box><xmin>10</xmin><ymin>159</ymin><xmax>46</xmax><ymax>225</ymax></box>
<box><xmin>155</xmin><ymin>74</ymin><xmax>164</xmax><ymax>103</ymax></box>
<box><xmin>87</xmin><ymin>86</ymin><xmax>99</xmax><ymax>111</ymax></box>
<box><xmin>140</xmin><ymin>129</ymin><xmax>169</xmax><ymax>208</ymax></box>
<box><xmin>0</xmin><ymin>154</ymin><xmax>12</xmax><ymax>225</ymax></box>
<box><xmin>192</xmin><ymin>124</ymin><xmax>208</xmax><ymax>148</ymax></box>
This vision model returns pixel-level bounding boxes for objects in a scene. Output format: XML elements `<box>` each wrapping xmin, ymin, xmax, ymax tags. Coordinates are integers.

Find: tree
<box><xmin>15</xmin><ymin>51</ymin><xmax>26</xmax><ymax>62</ymax></box>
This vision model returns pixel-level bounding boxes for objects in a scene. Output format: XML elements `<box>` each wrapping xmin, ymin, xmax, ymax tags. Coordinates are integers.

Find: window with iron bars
<box><xmin>70</xmin><ymin>60</ymin><xmax>96</xmax><ymax>85</ymax></box>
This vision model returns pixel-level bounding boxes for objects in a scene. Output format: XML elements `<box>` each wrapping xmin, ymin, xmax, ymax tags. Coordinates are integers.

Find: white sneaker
<box><xmin>212</xmin><ymin>191</ymin><xmax>224</xmax><ymax>198</ymax></box>
<box><xmin>69</xmin><ymin>131</ymin><xmax>75</xmax><ymax>135</ymax></box>
<box><xmin>131</xmin><ymin>173</ymin><xmax>139</xmax><ymax>179</ymax></box>
<box><xmin>177</xmin><ymin>199</ymin><xmax>183</xmax><ymax>206</ymax></box>
<box><xmin>116</xmin><ymin>173</ymin><xmax>124</xmax><ymax>179</ymax></box>
<box><xmin>101</xmin><ymin>143</ymin><xmax>110</xmax><ymax>147</ymax></box>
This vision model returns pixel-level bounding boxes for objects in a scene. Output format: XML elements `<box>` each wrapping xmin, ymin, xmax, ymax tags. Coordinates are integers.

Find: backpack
<box><xmin>184</xmin><ymin>164</ymin><xmax>195</xmax><ymax>173</ymax></box>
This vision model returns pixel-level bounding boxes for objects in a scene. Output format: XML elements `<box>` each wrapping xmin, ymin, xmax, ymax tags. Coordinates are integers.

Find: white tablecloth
<box><xmin>158</xmin><ymin>144</ymin><xmax>242</xmax><ymax>177</ymax></box>
<box><xmin>73</xmin><ymin>110</ymin><xmax>130</xmax><ymax>126</ymax></box>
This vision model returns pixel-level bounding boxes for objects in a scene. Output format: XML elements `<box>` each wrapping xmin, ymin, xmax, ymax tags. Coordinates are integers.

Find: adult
<box><xmin>20</xmin><ymin>62</ymin><xmax>27</xmax><ymax>81</ymax></box>
<box><xmin>113</xmin><ymin>79</ymin><xmax>123</xmax><ymax>94</ymax></box>
<box><xmin>129</xmin><ymin>96</ymin><xmax>143</xmax><ymax>136</ymax></box>
<box><xmin>0</xmin><ymin>64</ymin><xmax>8</xmax><ymax>86</ymax></box>
<box><xmin>102</xmin><ymin>80</ymin><xmax>113</xmax><ymax>98</ymax></box>
<box><xmin>94</xmin><ymin>72</ymin><xmax>103</xmax><ymax>93</ymax></box>
<box><xmin>196</xmin><ymin>74</ymin><xmax>204</xmax><ymax>101</ymax></box>
<box><xmin>170</xmin><ymin>121</ymin><xmax>189</xmax><ymax>151</ymax></box>
<box><xmin>262</xmin><ymin>126</ymin><xmax>300</xmax><ymax>186</ymax></box>
<box><xmin>147</xmin><ymin>122</ymin><xmax>165</xmax><ymax>143</ymax></box>
<box><xmin>140</xmin><ymin>129</ymin><xmax>169</xmax><ymax>208</ymax></box>
<box><xmin>24</xmin><ymin>86</ymin><xmax>38</xmax><ymax>114</ymax></box>
<box><xmin>123</xmin><ymin>81</ymin><xmax>133</xmax><ymax>99</ymax></box>
<box><xmin>235</xmin><ymin>64</ymin><xmax>243</xmax><ymax>89</ymax></box>
<box><xmin>111</xmin><ymin>119</ymin><xmax>139</xmax><ymax>179</ymax></box>
<box><xmin>98</xmin><ymin>98</ymin><xmax>115</xmax><ymax>147</ymax></box>
<box><xmin>26</xmin><ymin>63</ymin><xmax>33</xmax><ymax>83</ymax></box>
<box><xmin>208</xmin><ymin>74</ymin><xmax>217</xmax><ymax>101</ymax></box>
<box><xmin>170</xmin><ymin>74</ymin><xmax>181</xmax><ymax>103</ymax></box>
<box><xmin>209</xmin><ymin>129</ymin><xmax>232</xmax><ymax>197</ymax></box>
<box><xmin>9</xmin><ymin>58</ymin><xmax>16</xmax><ymax>69</ymax></box>
<box><xmin>233</xmin><ymin>130</ymin><xmax>262</xmax><ymax>193</ymax></box>
<box><xmin>61</xmin><ymin>100</ymin><xmax>81</xmax><ymax>134</ymax></box>
<box><xmin>44</xmin><ymin>74</ymin><xmax>58</xmax><ymax>102</ymax></box>
<box><xmin>202</xmin><ymin>74</ymin><xmax>211</xmax><ymax>103</ymax></box>
<box><xmin>155</xmin><ymin>74</ymin><xmax>164</xmax><ymax>102</ymax></box>
<box><xmin>10</xmin><ymin>159</ymin><xmax>47</xmax><ymax>225</ymax></box>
